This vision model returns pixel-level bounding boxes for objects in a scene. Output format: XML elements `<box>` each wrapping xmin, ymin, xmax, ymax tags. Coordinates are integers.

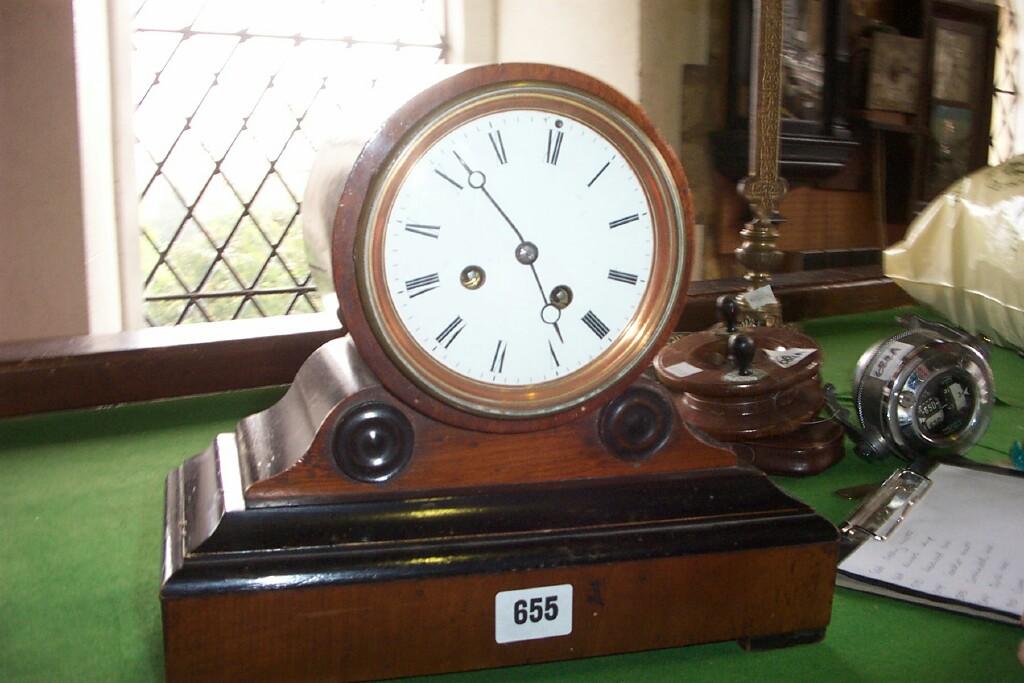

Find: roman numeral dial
<box><xmin>489</xmin><ymin>130</ymin><xmax>508</xmax><ymax>165</ymax></box>
<box><xmin>436</xmin><ymin>316</ymin><xmax>465</xmax><ymax>349</ymax></box>
<box><xmin>490</xmin><ymin>340</ymin><xmax>508</xmax><ymax>373</ymax></box>
<box><xmin>405</xmin><ymin>223</ymin><xmax>440</xmax><ymax>239</ymax></box>
<box><xmin>609</xmin><ymin>214</ymin><xmax>639</xmax><ymax>229</ymax></box>
<box><xmin>608</xmin><ymin>269</ymin><xmax>638</xmax><ymax>285</ymax></box>
<box><xmin>581</xmin><ymin>311</ymin><xmax>610</xmax><ymax>339</ymax></box>
<box><xmin>381</xmin><ymin>107</ymin><xmax>658</xmax><ymax>389</ymax></box>
<box><xmin>406</xmin><ymin>273</ymin><xmax>440</xmax><ymax>298</ymax></box>
<box><xmin>546</xmin><ymin>128</ymin><xmax>564</xmax><ymax>165</ymax></box>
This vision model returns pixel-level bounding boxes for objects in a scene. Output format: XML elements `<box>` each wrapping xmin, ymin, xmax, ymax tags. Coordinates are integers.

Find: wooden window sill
<box><xmin>0</xmin><ymin>266</ymin><xmax>910</xmax><ymax>418</ymax></box>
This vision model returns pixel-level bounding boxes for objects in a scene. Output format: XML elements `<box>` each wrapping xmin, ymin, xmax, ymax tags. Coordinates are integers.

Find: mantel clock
<box><xmin>160</xmin><ymin>64</ymin><xmax>838</xmax><ymax>683</ymax></box>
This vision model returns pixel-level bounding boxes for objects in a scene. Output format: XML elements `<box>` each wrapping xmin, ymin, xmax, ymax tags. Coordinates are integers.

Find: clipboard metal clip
<box><xmin>841</xmin><ymin>469</ymin><xmax>932</xmax><ymax>542</ymax></box>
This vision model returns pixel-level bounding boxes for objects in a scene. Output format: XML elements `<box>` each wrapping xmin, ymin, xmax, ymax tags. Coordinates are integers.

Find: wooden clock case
<box><xmin>160</xmin><ymin>64</ymin><xmax>839</xmax><ymax>683</ymax></box>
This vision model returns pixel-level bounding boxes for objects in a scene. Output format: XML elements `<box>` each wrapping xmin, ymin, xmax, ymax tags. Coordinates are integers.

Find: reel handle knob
<box><xmin>728</xmin><ymin>333</ymin><xmax>756</xmax><ymax>376</ymax></box>
<box><xmin>717</xmin><ymin>295</ymin><xmax>739</xmax><ymax>333</ymax></box>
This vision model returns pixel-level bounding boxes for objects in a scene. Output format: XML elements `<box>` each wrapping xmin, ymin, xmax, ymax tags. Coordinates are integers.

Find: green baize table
<box><xmin>3</xmin><ymin>307</ymin><xmax>1023</xmax><ymax>682</ymax></box>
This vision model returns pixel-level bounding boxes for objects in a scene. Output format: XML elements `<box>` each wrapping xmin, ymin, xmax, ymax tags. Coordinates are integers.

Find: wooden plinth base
<box><xmin>162</xmin><ymin>458</ymin><xmax>838</xmax><ymax>682</ymax></box>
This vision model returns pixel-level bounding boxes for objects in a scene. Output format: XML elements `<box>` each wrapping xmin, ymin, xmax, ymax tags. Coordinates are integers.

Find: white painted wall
<box><xmin>491</xmin><ymin>0</ymin><xmax>712</xmax><ymax>157</ymax></box>
<box><xmin>495</xmin><ymin>0</ymin><xmax>642</xmax><ymax>101</ymax></box>
<box><xmin>0</xmin><ymin>0</ymin><xmax>93</xmax><ymax>343</ymax></box>
<box><xmin>639</xmin><ymin>0</ymin><xmax>710</xmax><ymax>158</ymax></box>
<box><xmin>0</xmin><ymin>0</ymin><xmax>130</xmax><ymax>343</ymax></box>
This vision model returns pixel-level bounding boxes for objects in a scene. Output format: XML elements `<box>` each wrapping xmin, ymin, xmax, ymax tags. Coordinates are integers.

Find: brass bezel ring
<box><xmin>354</xmin><ymin>82</ymin><xmax>686</xmax><ymax>419</ymax></box>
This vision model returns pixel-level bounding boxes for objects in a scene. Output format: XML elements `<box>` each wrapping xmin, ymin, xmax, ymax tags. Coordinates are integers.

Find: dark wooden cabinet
<box><xmin>712</xmin><ymin>0</ymin><xmax>999</xmax><ymax>263</ymax></box>
<box><xmin>913</xmin><ymin>0</ymin><xmax>998</xmax><ymax>209</ymax></box>
<box><xmin>859</xmin><ymin>0</ymin><xmax>997</xmax><ymax>225</ymax></box>
<box><xmin>715</xmin><ymin>0</ymin><xmax>858</xmax><ymax>181</ymax></box>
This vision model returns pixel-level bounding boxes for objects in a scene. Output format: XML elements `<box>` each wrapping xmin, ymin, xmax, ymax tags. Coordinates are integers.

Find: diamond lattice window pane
<box><xmin>244</xmin><ymin>0</ymin><xmax>320</xmax><ymax>38</ymax></box>
<box><xmin>254</xmin><ymin>293</ymin><xmax>294</xmax><ymax>317</ymax></box>
<box><xmin>180</xmin><ymin>305</ymin><xmax>210</xmax><ymax>324</ymax></box>
<box><xmin>147</xmin><ymin>299</ymin><xmax>189</xmax><ymax>326</ymax></box>
<box><xmin>276</xmin><ymin>134</ymin><xmax>316</xmax><ymax>197</ymax></box>
<box><xmin>145</xmin><ymin>261</ymin><xmax>187</xmax><ymax>297</ymax></box>
<box><xmin>135</xmin><ymin>0</ymin><xmax>204</xmax><ymax>31</ymax></box>
<box><xmin>134</xmin><ymin>144</ymin><xmax>158</xmax><ymax>196</ymax></box>
<box><xmin>277</xmin><ymin>215</ymin><xmax>310</xmax><ymax>274</ymax></box>
<box><xmin>163</xmin><ymin>219</ymin><xmax>219</xmax><ymax>291</ymax></box>
<box><xmin>160</xmin><ymin>34</ymin><xmax>235</xmax><ymax>104</ymax></box>
<box><xmin>209</xmin><ymin>258</ymin><xmax>243</xmax><ymax>290</ymax></box>
<box><xmin>290</xmin><ymin>297</ymin><xmax>316</xmax><ymax>315</ymax></box>
<box><xmin>275</xmin><ymin>45</ymin><xmax>333</xmax><ymax>114</ymax></box>
<box><xmin>204</xmin><ymin>296</ymin><xmax>245</xmax><ymax>322</ymax></box>
<box><xmin>189</xmin><ymin>85</ymin><xmax>245</xmax><ymax>160</ymax></box>
<box><xmin>235</xmin><ymin>298</ymin><xmax>262</xmax><ymax>320</ymax></box>
<box><xmin>135</xmin><ymin>0</ymin><xmax>446</xmax><ymax>325</ymax></box>
<box><xmin>161</xmin><ymin>130</ymin><xmax>216</xmax><ymax>207</ymax></box>
<box><xmin>138</xmin><ymin>174</ymin><xmax>187</xmax><ymax>250</ymax></box>
<box><xmin>991</xmin><ymin>0</ymin><xmax>1023</xmax><ymax>164</ymax></box>
<box><xmin>247</xmin><ymin>88</ymin><xmax>301</xmax><ymax>160</ymax></box>
<box><xmin>135</xmin><ymin>90</ymin><xmax>185</xmax><ymax>162</ymax></box>
<box><xmin>223</xmin><ymin>217</ymin><xmax>273</xmax><ymax>287</ymax></box>
<box><xmin>190</xmin><ymin>0</ymin><xmax>249</xmax><ymax>34</ymax></box>
<box><xmin>219</xmin><ymin>37</ymin><xmax>294</xmax><ymax>107</ymax></box>
<box><xmin>220</xmin><ymin>130</ymin><xmax>272</xmax><ymax>203</ymax></box>
<box><xmin>249</xmin><ymin>173</ymin><xmax>298</xmax><ymax>244</ymax></box>
<box><xmin>193</xmin><ymin>174</ymin><xmax>245</xmax><ymax>247</ymax></box>
<box><xmin>140</xmin><ymin>232</ymin><xmax>162</xmax><ymax>276</ymax></box>
<box><xmin>131</xmin><ymin>31</ymin><xmax>181</xmax><ymax>107</ymax></box>
<box><xmin>257</xmin><ymin>256</ymin><xmax>297</xmax><ymax>292</ymax></box>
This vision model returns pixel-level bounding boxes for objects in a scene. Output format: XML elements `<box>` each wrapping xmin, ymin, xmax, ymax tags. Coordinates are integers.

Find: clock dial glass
<box><xmin>382</xmin><ymin>109</ymin><xmax>654</xmax><ymax>386</ymax></box>
<box><xmin>354</xmin><ymin>81</ymin><xmax>688</xmax><ymax>420</ymax></box>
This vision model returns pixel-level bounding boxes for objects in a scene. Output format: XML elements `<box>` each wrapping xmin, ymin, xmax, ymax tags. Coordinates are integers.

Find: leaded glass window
<box><xmin>132</xmin><ymin>0</ymin><xmax>446</xmax><ymax>325</ymax></box>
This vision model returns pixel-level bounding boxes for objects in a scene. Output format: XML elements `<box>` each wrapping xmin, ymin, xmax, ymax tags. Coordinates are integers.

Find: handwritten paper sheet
<box><xmin>839</xmin><ymin>464</ymin><xmax>1024</xmax><ymax>618</ymax></box>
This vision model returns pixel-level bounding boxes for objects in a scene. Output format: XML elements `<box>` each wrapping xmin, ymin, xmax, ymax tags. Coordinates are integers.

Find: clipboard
<box><xmin>837</xmin><ymin>459</ymin><xmax>1024</xmax><ymax>626</ymax></box>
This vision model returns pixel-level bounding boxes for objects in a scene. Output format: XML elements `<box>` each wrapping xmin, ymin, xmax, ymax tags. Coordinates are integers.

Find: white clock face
<box><xmin>381</xmin><ymin>109</ymin><xmax>655</xmax><ymax>386</ymax></box>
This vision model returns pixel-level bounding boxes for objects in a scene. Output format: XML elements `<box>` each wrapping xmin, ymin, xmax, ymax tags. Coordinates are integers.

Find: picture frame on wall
<box><xmin>932</xmin><ymin>24</ymin><xmax>976</xmax><ymax>104</ymax></box>
<box><xmin>927</xmin><ymin>104</ymin><xmax>973</xmax><ymax>195</ymax></box>
<box><xmin>781</xmin><ymin>0</ymin><xmax>828</xmax><ymax>122</ymax></box>
<box><xmin>717</xmin><ymin>0</ymin><xmax>858</xmax><ymax>183</ymax></box>
<box><xmin>867</xmin><ymin>32</ymin><xmax>922</xmax><ymax>114</ymax></box>
<box><xmin>917</xmin><ymin>3</ymin><xmax>997</xmax><ymax>206</ymax></box>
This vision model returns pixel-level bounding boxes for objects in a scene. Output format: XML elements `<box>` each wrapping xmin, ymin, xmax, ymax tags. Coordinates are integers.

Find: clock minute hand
<box><xmin>480</xmin><ymin>187</ymin><xmax>528</xmax><ymax>244</ymax></box>
<box><xmin>454</xmin><ymin>150</ymin><xmax>564</xmax><ymax>342</ymax></box>
<box><xmin>453</xmin><ymin>150</ymin><xmax>527</xmax><ymax>243</ymax></box>
<box><xmin>481</xmin><ymin>187</ymin><xmax>562</xmax><ymax>341</ymax></box>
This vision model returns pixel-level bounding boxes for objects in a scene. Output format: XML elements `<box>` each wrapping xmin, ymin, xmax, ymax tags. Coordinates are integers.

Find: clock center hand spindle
<box><xmin>454</xmin><ymin>150</ymin><xmax>565</xmax><ymax>342</ymax></box>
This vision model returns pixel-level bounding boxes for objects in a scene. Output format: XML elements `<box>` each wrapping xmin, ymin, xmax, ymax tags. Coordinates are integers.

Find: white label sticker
<box><xmin>495</xmin><ymin>584</ymin><xmax>573</xmax><ymax>644</ymax></box>
<box><xmin>869</xmin><ymin>340</ymin><xmax>915</xmax><ymax>381</ymax></box>
<box><xmin>744</xmin><ymin>285</ymin><xmax>778</xmax><ymax>310</ymax></box>
<box><xmin>764</xmin><ymin>347</ymin><xmax>816</xmax><ymax>368</ymax></box>
<box><xmin>664</xmin><ymin>360</ymin><xmax>702</xmax><ymax>379</ymax></box>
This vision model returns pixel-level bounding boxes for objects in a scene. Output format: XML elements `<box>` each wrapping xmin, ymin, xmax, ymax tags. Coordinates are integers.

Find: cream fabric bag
<box><xmin>884</xmin><ymin>156</ymin><xmax>1024</xmax><ymax>352</ymax></box>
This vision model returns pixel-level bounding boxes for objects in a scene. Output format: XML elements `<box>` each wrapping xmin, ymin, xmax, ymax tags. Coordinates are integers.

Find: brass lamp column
<box><xmin>736</xmin><ymin>0</ymin><xmax>787</xmax><ymax>325</ymax></box>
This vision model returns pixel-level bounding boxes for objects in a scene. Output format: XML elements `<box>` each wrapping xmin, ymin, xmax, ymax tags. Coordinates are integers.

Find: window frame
<box><xmin>0</xmin><ymin>266</ymin><xmax>908</xmax><ymax>418</ymax></box>
<box><xmin>0</xmin><ymin>2</ymin><xmax>919</xmax><ymax>415</ymax></box>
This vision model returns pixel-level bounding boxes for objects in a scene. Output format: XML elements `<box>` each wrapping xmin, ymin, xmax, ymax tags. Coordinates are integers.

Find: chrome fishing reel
<box><xmin>825</xmin><ymin>315</ymin><xmax>995</xmax><ymax>462</ymax></box>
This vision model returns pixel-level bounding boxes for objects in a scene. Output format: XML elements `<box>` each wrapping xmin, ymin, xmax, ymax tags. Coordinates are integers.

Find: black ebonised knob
<box><xmin>599</xmin><ymin>387</ymin><xmax>673</xmax><ymax>461</ymax></box>
<box><xmin>717</xmin><ymin>294</ymin><xmax>739</xmax><ymax>333</ymax></box>
<box><xmin>332</xmin><ymin>402</ymin><xmax>414</xmax><ymax>483</ymax></box>
<box><xmin>728</xmin><ymin>333</ymin><xmax>756</xmax><ymax>376</ymax></box>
